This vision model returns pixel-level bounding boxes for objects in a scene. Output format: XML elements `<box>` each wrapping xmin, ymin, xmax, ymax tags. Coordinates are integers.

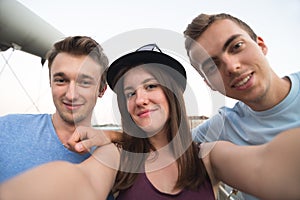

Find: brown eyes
<box><xmin>231</xmin><ymin>42</ymin><xmax>243</xmax><ymax>52</ymax></box>
<box><xmin>125</xmin><ymin>84</ymin><xmax>159</xmax><ymax>99</ymax></box>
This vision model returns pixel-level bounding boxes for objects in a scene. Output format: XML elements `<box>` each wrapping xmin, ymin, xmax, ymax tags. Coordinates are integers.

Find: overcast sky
<box><xmin>1</xmin><ymin>0</ymin><xmax>299</xmax><ymax>125</ymax></box>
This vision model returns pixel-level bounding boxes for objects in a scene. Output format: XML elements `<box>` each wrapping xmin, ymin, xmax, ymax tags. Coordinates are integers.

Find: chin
<box><xmin>142</xmin><ymin>126</ymin><xmax>164</xmax><ymax>136</ymax></box>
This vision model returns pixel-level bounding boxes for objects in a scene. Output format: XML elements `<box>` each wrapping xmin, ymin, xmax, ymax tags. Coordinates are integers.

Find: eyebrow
<box><xmin>124</xmin><ymin>77</ymin><xmax>157</xmax><ymax>92</ymax></box>
<box><xmin>77</xmin><ymin>74</ymin><xmax>95</xmax><ymax>81</ymax></box>
<box><xmin>52</xmin><ymin>72</ymin><xmax>95</xmax><ymax>81</ymax></box>
<box><xmin>52</xmin><ymin>72</ymin><xmax>65</xmax><ymax>78</ymax></box>
<box><xmin>201</xmin><ymin>34</ymin><xmax>242</xmax><ymax>67</ymax></box>
<box><xmin>222</xmin><ymin>34</ymin><xmax>241</xmax><ymax>51</ymax></box>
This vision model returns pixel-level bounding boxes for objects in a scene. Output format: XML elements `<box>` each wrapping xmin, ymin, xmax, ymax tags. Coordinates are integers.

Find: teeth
<box><xmin>235</xmin><ymin>75</ymin><xmax>251</xmax><ymax>87</ymax></box>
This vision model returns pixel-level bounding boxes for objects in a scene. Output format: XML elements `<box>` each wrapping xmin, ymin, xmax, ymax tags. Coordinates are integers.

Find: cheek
<box><xmin>82</xmin><ymin>87</ymin><xmax>99</xmax><ymax>98</ymax></box>
<box><xmin>51</xmin><ymin>86</ymin><xmax>63</xmax><ymax>97</ymax></box>
<box><xmin>160</xmin><ymin>97</ymin><xmax>169</xmax><ymax>118</ymax></box>
<box><xmin>126</xmin><ymin>100</ymin><xmax>135</xmax><ymax>115</ymax></box>
<box><xmin>166</xmin><ymin>105</ymin><xmax>169</xmax><ymax>117</ymax></box>
<box><xmin>207</xmin><ymin>75</ymin><xmax>224</xmax><ymax>88</ymax></box>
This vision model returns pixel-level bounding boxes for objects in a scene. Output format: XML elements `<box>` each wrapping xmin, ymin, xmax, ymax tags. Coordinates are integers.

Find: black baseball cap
<box><xmin>106</xmin><ymin>44</ymin><xmax>187</xmax><ymax>91</ymax></box>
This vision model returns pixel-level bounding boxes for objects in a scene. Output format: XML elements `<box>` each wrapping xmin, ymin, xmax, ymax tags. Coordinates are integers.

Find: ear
<box><xmin>257</xmin><ymin>36</ymin><xmax>268</xmax><ymax>55</ymax></box>
<box><xmin>204</xmin><ymin>79</ymin><xmax>216</xmax><ymax>91</ymax></box>
<box><xmin>98</xmin><ymin>84</ymin><xmax>107</xmax><ymax>98</ymax></box>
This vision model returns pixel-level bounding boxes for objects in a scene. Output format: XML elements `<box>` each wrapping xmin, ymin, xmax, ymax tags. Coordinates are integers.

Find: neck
<box><xmin>149</xmin><ymin>130</ymin><xmax>169</xmax><ymax>149</ymax></box>
<box><xmin>247</xmin><ymin>75</ymin><xmax>291</xmax><ymax>111</ymax></box>
<box><xmin>51</xmin><ymin>113</ymin><xmax>91</xmax><ymax>145</ymax></box>
<box><xmin>146</xmin><ymin>139</ymin><xmax>175</xmax><ymax>173</ymax></box>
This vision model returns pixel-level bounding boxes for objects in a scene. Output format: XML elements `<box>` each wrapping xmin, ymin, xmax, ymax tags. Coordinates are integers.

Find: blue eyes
<box><xmin>80</xmin><ymin>80</ymin><xmax>92</xmax><ymax>86</ymax></box>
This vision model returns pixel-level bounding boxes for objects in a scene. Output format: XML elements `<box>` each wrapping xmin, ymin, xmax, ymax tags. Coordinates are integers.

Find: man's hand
<box><xmin>66</xmin><ymin>126</ymin><xmax>112</xmax><ymax>153</ymax></box>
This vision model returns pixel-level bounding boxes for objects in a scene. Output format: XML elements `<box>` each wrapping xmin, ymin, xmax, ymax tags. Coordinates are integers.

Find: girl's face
<box><xmin>123</xmin><ymin>67</ymin><xmax>169</xmax><ymax>135</ymax></box>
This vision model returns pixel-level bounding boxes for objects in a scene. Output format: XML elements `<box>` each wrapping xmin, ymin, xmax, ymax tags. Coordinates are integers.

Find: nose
<box><xmin>222</xmin><ymin>55</ymin><xmax>241</xmax><ymax>76</ymax></box>
<box><xmin>135</xmin><ymin>88</ymin><xmax>149</xmax><ymax>106</ymax></box>
<box><xmin>65</xmin><ymin>81</ymin><xmax>79</xmax><ymax>100</ymax></box>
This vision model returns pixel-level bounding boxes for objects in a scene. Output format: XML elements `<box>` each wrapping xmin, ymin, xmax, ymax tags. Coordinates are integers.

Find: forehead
<box><xmin>50</xmin><ymin>52</ymin><xmax>102</xmax><ymax>78</ymax></box>
<box><xmin>123</xmin><ymin>67</ymin><xmax>155</xmax><ymax>87</ymax></box>
<box><xmin>189</xmin><ymin>19</ymin><xmax>250</xmax><ymax>62</ymax></box>
<box><xmin>198</xmin><ymin>19</ymin><xmax>249</xmax><ymax>51</ymax></box>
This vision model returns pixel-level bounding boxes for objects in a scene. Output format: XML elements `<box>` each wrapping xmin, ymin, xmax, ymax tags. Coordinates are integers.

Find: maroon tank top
<box><xmin>116</xmin><ymin>172</ymin><xmax>215</xmax><ymax>200</ymax></box>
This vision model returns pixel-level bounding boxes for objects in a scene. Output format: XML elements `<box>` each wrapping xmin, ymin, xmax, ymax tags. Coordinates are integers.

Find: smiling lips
<box><xmin>63</xmin><ymin>102</ymin><xmax>82</xmax><ymax>110</ymax></box>
<box><xmin>137</xmin><ymin>109</ymin><xmax>157</xmax><ymax>118</ymax></box>
<box><xmin>232</xmin><ymin>72</ymin><xmax>253</xmax><ymax>88</ymax></box>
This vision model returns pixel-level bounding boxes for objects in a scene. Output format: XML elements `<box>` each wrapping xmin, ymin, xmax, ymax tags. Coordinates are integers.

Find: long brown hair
<box><xmin>112</xmin><ymin>64</ymin><xmax>208</xmax><ymax>193</ymax></box>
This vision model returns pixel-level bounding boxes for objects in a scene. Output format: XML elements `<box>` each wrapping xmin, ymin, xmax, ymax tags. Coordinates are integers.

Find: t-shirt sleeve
<box><xmin>192</xmin><ymin>113</ymin><xmax>225</xmax><ymax>142</ymax></box>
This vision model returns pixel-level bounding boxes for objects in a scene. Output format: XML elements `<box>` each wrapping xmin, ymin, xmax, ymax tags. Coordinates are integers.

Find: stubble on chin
<box><xmin>59</xmin><ymin>111</ymin><xmax>86</xmax><ymax>125</ymax></box>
